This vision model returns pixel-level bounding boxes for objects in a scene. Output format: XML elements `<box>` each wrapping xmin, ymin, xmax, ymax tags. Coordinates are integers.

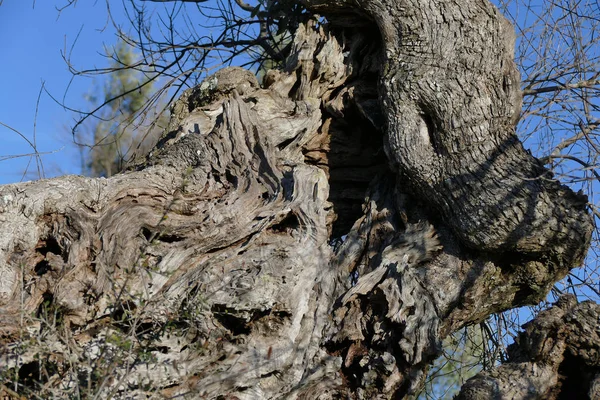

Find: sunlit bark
<box><xmin>0</xmin><ymin>1</ymin><xmax>594</xmax><ymax>398</ymax></box>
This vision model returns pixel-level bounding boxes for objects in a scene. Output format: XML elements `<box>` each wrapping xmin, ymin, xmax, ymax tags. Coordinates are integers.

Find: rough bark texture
<box><xmin>457</xmin><ymin>295</ymin><xmax>600</xmax><ymax>400</ymax></box>
<box><xmin>0</xmin><ymin>0</ymin><xmax>595</xmax><ymax>399</ymax></box>
<box><xmin>303</xmin><ymin>0</ymin><xmax>590</xmax><ymax>268</ymax></box>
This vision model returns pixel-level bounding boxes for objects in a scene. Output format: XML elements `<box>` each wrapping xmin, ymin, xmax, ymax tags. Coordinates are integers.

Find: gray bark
<box><xmin>0</xmin><ymin>1</ymin><xmax>595</xmax><ymax>399</ymax></box>
<box><xmin>457</xmin><ymin>295</ymin><xmax>600</xmax><ymax>400</ymax></box>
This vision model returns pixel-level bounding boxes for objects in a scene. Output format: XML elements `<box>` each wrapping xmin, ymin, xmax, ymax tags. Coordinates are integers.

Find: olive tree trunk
<box><xmin>0</xmin><ymin>0</ymin><xmax>594</xmax><ymax>399</ymax></box>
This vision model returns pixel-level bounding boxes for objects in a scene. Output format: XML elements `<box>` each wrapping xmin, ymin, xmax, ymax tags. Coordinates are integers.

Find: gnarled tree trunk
<box><xmin>0</xmin><ymin>1</ymin><xmax>595</xmax><ymax>399</ymax></box>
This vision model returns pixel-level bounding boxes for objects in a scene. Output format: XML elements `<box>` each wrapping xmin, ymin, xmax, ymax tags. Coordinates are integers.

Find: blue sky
<box><xmin>0</xmin><ymin>0</ymin><xmax>256</xmax><ymax>183</ymax></box>
<box><xmin>0</xmin><ymin>0</ymin><xmax>569</xmax><ymax>185</ymax></box>
<box><xmin>0</xmin><ymin>0</ymin><xmax>127</xmax><ymax>183</ymax></box>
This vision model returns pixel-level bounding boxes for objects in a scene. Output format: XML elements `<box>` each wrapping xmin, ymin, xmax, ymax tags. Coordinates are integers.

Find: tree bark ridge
<box><xmin>303</xmin><ymin>0</ymin><xmax>592</xmax><ymax>269</ymax></box>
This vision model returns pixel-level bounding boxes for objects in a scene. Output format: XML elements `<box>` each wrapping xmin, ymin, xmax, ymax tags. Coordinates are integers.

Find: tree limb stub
<box><xmin>458</xmin><ymin>295</ymin><xmax>600</xmax><ymax>400</ymax></box>
<box><xmin>303</xmin><ymin>0</ymin><xmax>592</xmax><ymax>267</ymax></box>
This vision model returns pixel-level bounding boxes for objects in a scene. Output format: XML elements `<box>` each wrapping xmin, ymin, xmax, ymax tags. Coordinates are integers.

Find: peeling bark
<box><xmin>0</xmin><ymin>1</ymin><xmax>595</xmax><ymax>399</ymax></box>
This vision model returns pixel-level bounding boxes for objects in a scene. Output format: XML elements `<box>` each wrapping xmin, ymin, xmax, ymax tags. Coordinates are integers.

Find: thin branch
<box><xmin>541</xmin><ymin>154</ymin><xmax>600</xmax><ymax>184</ymax></box>
<box><xmin>234</xmin><ymin>0</ymin><xmax>255</xmax><ymax>13</ymax></box>
<box><xmin>523</xmin><ymin>79</ymin><xmax>600</xmax><ymax>96</ymax></box>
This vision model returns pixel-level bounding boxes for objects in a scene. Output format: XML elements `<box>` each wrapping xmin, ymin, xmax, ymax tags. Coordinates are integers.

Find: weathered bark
<box><xmin>457</xmin><ymin>295</ymin><xmax>600</xmax><ymax>400</ymax></box>
<box><xmin>303</xmin><ymin>0</ymin><xmax>590</xmax><ymax>266</ymax></box>
<box><xmin>0</xmin><ymin>1</ymin><xmax>595</xmax><ymax>399</ymax></box>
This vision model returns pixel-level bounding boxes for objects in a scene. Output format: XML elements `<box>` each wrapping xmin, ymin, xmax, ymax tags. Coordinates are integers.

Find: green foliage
<box><xmin>77</xmin><ymin>39</ymin><xmax>168</xmax><ymax>178</ymax></box>
<box><xmin>418</xmin><ymin>325</ymin><xmax>489</xmax><ymax>399</ymax></box>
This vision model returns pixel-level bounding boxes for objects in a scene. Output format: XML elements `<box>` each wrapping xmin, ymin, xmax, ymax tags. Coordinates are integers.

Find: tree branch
<box><xmin>523</xmin><ymin>79</ymin><xmax>600</xmax><ymax>96</ymax></box>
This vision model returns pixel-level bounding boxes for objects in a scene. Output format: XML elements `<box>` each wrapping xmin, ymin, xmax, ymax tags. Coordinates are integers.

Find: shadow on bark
<box><xmin>0</xmin><ymin>1</ymin><xmax>595</xmax><ymax>398</ymax></box>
